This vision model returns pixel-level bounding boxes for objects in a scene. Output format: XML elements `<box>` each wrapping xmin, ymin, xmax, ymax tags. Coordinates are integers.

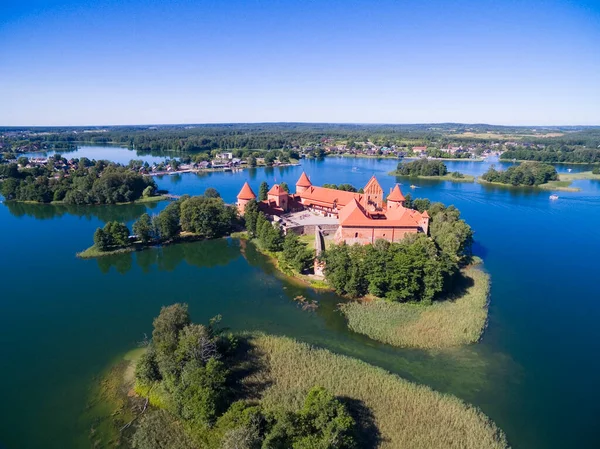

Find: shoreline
<box><xmin>8</xmin><ymin>195</ymin><xmax>169</xmax><ymax>207</ymax></box>
<box><xmin>389</xmin><ymin>171</ymin><xmax>475</xmax><ymax>182</ymax></box>
<box><xmin>477</xmin><ymin>177</ymin><xmax>581</xmax><ymax>192</ymax></box>
<box><xmin>76</xmin><ymin>232</ymin><xmax>208</xmax><ymax>259</ymax></box>
<box><xmin>145</xmin><ymin>162</ymin><xmax>300</xmax><ymax>177</ymax></box>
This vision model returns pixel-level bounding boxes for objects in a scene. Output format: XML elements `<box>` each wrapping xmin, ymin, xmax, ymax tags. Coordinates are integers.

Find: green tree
<box><xmin>280</xmin><ymin>182</ymin><xmax>290</xmax><ymax>193</ymax></box>
<box><xmin>153</xmin><ymin>202</ymin><xmax>181</xmax><ymax>241</ymax></box>
<box><xmin>243</xmin><ymin>199</ymin><xmax>260</xmax><ymax>237</ymax></box>
<box><xmin>258</xmin><ymin>181</ymin><xmax>269</xmax><ymax>201</ymax></box>
<box><xmin>282</xmin><ymin>233</ymin><xmax>314</xmax><ymax>273</ymax></box>
<box><xmin>204</xmin><ymin>187</ymin><xmax>221</xmax><ymax>198</ymax></box>
<box><xmin>152</xmin><ymin>303</ymin><xmax>191</xmax><ymax>360</ymax></box>
<box><xmin>93</xmin><ymin>228</ymin><xmax>109</xmax><ymax>251</ymax></box>
<box><xmin>133</xmin><ymin>213</ymin><xmax>154</xmax><ymax>243</ymax></box>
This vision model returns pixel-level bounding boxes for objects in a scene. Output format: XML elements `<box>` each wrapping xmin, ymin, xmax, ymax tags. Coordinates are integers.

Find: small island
<box><xmin>478</xmin><ymin>162</ymin><xmax>596</xmax><ymax>191</ymax></box>
<box><xmin>390</xmin><ymin>159</ymin><xmax>475</xmax><ymax>182</ymax></box>
<box><xmin>92</xmin><ymin>303</ymin><xmax>508</xmax><ymax>449</ymax></box>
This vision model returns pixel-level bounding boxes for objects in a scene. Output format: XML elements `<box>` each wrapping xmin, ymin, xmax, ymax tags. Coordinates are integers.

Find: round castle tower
<box><xmin>236</xmin><ymin>182</ymin><xmax>256</xmax><ymax>215</ymax></box>
<box><xmin>295</xmin><ymin>171</ymin><xmax>312</xmax><ymax>194</ymax></box>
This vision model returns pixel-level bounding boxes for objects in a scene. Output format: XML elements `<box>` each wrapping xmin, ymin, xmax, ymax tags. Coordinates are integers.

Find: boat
<box><xmin>549</xmin><ymin>195</ymin><xmax>559</xmax><ymax>200</ymax></box>
<box><xmin>568</xmin><ymin>168</ymin><xmax>572</xmax><ymax>173</ymax></box>
<box><xmin>410</xmin><ymin>184</ymin><xmax>417</xmax><ymax>189</ymax></box>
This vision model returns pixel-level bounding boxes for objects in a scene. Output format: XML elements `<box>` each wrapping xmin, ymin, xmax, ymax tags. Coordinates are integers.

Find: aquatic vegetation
<box><xmin>247</xmin><ymin>333</ymin><xmax>508</xmax><ymax>449</ymax></box>
<box><xmin>338</xmin><ymin>268</ymin><xmax>490</xmax><ymax>349</ymax></box>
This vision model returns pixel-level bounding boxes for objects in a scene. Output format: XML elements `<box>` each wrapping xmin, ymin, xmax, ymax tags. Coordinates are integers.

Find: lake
<box><xmin>1</xmin><ymin>146</ymin><xmax>600</xmax><ymax>449</ymax></box>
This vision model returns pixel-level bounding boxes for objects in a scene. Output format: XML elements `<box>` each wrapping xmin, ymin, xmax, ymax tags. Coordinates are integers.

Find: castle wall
<box><xmin>334</xmin><ymin>226</ymin><xmax>419</xmax><ymax>245</ymax></box>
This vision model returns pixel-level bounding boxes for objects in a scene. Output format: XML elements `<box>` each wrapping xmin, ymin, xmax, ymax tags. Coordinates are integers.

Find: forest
<box><xmin>395</xmin><ymin>159</ymin><xmax>448</xmax><ymax>177</ymax></box>
<box><xmin>480</xmin><ymin>162</ymin><xmax>558</xmax><ymax>186</ymax></box>
<box><xmin>0</xmin><ymin>156</ymin><xmax>157</xmax><ymax>204</ymax></box>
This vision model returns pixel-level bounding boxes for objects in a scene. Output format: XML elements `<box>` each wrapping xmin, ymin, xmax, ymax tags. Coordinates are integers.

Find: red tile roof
<box><xmin>299</xmin><ymin>186</ymin><xmax>363</xmax><ymax>208</ymax></box>
<box><xmin>237</xmin><ymin>182</ymin><xmax>256</xmax><ymax>200</ymax></box>
<box><xmin>339</xmin><ymin>200</ymin><xmax>424</xmax><ymax>228</ymax></box>
<box><xmin>268</xmin><ymin>184</ymin><xmax>286</xmax><ymax>196</ymax></box>
<box><xmin>387</xmin><ymin>184</ymin><xmax>405</xmax><ymax>202</ymax></box>
<box><xmin>296</xmin><ymin>172</ymin><xmax>312</xmax><ymax>187</ymax></box>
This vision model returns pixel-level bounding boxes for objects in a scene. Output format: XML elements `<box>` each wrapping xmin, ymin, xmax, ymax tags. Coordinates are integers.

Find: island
<box><xmin>236</xmin><ymin>173</ymin><xmax>487</xmax><ymax>349</ymax></box>
<box><xmin>478</xmin><ymin>162</ymin><xmax>598</xmax><ymax>191</ymax></box>
<box><xmin>389</xmin><ymin>159</ymin><xmax>475</xmax><ymax>182</ymax></box>
<box><xmin>92</xmin><ymin>303</ymin><xmax>507</xmax><ymax>449</ymax></box>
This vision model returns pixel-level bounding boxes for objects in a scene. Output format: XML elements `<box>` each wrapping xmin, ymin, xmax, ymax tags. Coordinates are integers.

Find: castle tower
<box><xmin>236</xmin><ymin>182</ymin><xmax>256</xmax><ymax>215</ymax></box>
<box><xmin>420</xmin><ymin>210</ymin><xmax>430</xmax><ymax>235</ymax></box>
<box><xmin>295</xmin><ymin>171</ymin><xmax>312</xmax><ymax>194</ymax></box>
<box><xmin>267</xmin><ymin>184</ymin><xmax>289</xmax><ymax>211</ymax></box>
<box><xmin>386</xmin><ymin>184</ymin><xmax>406</xmax><ymax>210</ymax></box>
<box><xmin>362</xmin><ymin>175</ymin><xmax>384</xmax><ymax>209</ymax></box>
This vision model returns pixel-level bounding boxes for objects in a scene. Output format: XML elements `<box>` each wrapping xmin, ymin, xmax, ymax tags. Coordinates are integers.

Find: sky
<box><xmin>1</xmin><ymin>0</ymin><xmax>599</xmax><ymax>126</ymax></box>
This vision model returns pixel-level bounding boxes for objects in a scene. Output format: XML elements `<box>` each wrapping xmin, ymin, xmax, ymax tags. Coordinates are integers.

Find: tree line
<box><xmin>0</xmin><ymin>156</ymin><xmax>157</xmax><ymax>204</ymax></box>
<box><xmin>481</xmin><ymin>162</ymin><xmax>558</xmax><ymax>186</ymax></box>
<box><xmin>243</xmin><ymin>198</ymin><xmax>315</xmax><ymax>273</ymax></box>
<box><xmin>395</xmin><ymin>159</ymin><xmax>448</xmax><ymax>177</ymax></box>
<box><xmin>322</xmin><ymin>200</ymin><xmax>473</xmax><ymax>302</ymax></box>
<box><xmin>501</xmin><ymin>146</ymin><xmax>600</xmax><ymax>164</ymax></box>
<box><xmin>132</xmin><ymin>304</ymin><xmax>358</xmax><ymax>448</ymax></box>
<box><xmin>92</xmin><ymin>189</ymin><xmax>238</xmax><ymax>252</ymax></box>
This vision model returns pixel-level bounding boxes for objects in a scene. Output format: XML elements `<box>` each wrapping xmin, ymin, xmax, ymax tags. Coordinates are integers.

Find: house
<box><xmin>412</xmin><ymin>146</ymin><xmax>427</xmax><ymax>155</ymax></box>
<box><xmin>237</xmin><ymin>173</ymin><xmax>429</xmax><ymax>246</ymax></box>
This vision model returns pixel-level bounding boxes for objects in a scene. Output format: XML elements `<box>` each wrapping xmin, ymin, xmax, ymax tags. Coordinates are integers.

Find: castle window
<box><xmin>355</xmin><ymin>232</ymin><xmax>358</xmax><ymax>238</ymax></box>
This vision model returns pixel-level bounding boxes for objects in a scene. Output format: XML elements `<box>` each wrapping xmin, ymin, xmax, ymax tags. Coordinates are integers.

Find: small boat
<box><xmin>410</xmin><ymin>184</ymin><xmax>417</xmax><ymax>189</ymax></box>
<box><xmin>568</xmin><ymin>168</ymin><xmax>572</xmax><ymax>173</ymax></box>
<box><xmin>549</xmin><ymin>195</ymin><xmax>559</xmax><ymax>200</ymax></box>
<box><xmin>352</xmin><ymin>166</ymin><xmax>359</xmax><ymax>171</ymax></box>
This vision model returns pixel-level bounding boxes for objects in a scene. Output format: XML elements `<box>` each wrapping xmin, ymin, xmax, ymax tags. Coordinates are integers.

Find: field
<box><xmin>338</xmin><ymin>267</ymin><xmax>490</xmax><ymax>349</ymax></box>
<box><xmin>246</xmin><ymin>333</ymin><xmax>508</xmax><ymax>449</ymax></box>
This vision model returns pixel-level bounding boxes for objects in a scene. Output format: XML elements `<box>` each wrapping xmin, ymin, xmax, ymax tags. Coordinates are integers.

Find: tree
<box><xmin>93</xmin><ymin>228</ymin><xmax>109</xmax><ymax>251</ymax></box>
<box><xmin>104</xmin><ymin>221</ymin><xmax>130</xmax><ymax>247</ymax></box>
<box><xmin>204</xmin><ymin>187</ymin><xmax>221</xmax><ymax>198</ymax></box>
<box><xmin>248</xmin><ymin>155</ymin><xmax>257</xmax><ymax>167</ymax></box>
<box><xmin>179</xmin><ymin>196</ymin><xmax>236</xmax><ymax>238</ymax></box>
<box><xmin>243</xmin><ymin>199</ymin><xmax>260</xmax><ymax>237</ymax></box>
<box><xmin>135</xmin><ymin>346</ymin><xmax>161</xmax><ymax>384</ymax></box>
<box><xmin>258</xmin><ymin>181</ymin><xmax>269</xmax><ymax>201</ymax></box>
<box><xmin>153</xmin><ymin>202</ymin><xmax>181</xmax><ymax>241</ymax></box>
<box><xmin>17</xmin><ymin>156</ymin><xmax>29</xmax><ymax>167</ymax></box>
<box><xmin>175</xmin><ymin>358</ymin><xmax>229</xmax><ymax>425</ymax></box>
<box><xmin>143</xmin><ymin>185</ymin><xmax>156</xmax><ymax>198</ymax></box>
<box><xmin>280</xmin><ymin>182</ymin><xmax>289</xmax><ymax>193</ymax></box>
<box><xmin>152</xmin><ymin>303</ymin><xmax>191</xmax><ymax>358</ymax></box>
<box><xmin>282</xmin><ymin>233</ymin><xmax>314</xmax><ymax>273</ymax></box>
<box><xmin>133</xmin><ymin>213</ymin><xmax>154</xmax><ymax>243</ymax></box>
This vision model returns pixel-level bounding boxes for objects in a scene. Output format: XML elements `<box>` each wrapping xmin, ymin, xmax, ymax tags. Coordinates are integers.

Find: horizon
<box><xmin>2</xmin><ymin>0</ymin><xmax>600</xmax><ymax>126</ymax></box>
<box><xmin>2</xmin><ymin>121</ymin><xmax>600</xmax><ymax>130</ymax></box>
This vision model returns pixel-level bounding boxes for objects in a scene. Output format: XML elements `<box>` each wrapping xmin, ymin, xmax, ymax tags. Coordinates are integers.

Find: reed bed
<box><xmin>338</xmin><ymin>268</ymin><xmax>490</xmax><ymax>349</ymax></box>
<box><xmin>248</xmin><ymin>334</ymin><xmax>508</xmax><ymax>449</ymax></box>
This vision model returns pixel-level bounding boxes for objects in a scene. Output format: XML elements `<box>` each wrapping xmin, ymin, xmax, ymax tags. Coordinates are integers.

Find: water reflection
<box><xmin>93</xmin><ymin>238</ymin><xmax>242</xmax><ymax>274</ymax></box>
<box><xmin>4</xmin><ymin>200</ymin><xmax>163</xmax><ymax>223</ymax></box>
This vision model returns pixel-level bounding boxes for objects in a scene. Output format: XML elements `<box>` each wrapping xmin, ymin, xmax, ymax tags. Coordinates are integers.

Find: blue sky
<box><xmin>1</xmin><ymin>0</ymin><xmax>599</xmax><ymax>126</ymax></box>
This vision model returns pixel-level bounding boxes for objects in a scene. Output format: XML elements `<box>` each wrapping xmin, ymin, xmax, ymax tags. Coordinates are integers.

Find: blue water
<box><xmin>22</xmin><ymin>144</ymin><xmax>170</xmax><ymax>165</ymax></box>
<box><xmin>1</xmin><ymin>149</ymin><xmax>600</xmax><ymax>449</ymax></box>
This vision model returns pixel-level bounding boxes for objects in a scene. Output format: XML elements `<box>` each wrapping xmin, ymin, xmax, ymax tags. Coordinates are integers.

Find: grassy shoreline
<box><xmin>389</xmin><ymin>171</ymin><xmax>475</xmax><ymax>182</ymax></box>
<box><xmin>339</xmin><ymin>267</ymin><xmax>491</xmax><ymax>349</ymax></box>
<box><xmin>12</xmin><ymin>195</ymin><xmax>169</xmax><ymax>206</ymax></box>
<box><xmin>477</xmin><ymin>177</ymin><xmax>581</xmax><ymax>192</ymax></box>
<box><xmin>76</xmin><ymin>232</ymin><xmax>207</xmax><ymax>259</ymax></box>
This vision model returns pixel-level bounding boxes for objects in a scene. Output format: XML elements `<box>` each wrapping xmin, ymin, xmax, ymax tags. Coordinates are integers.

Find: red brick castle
<box><xmin>237</xmin><ymin>172</ymin><xmax>429</xmax><ymax>245</ymax></box>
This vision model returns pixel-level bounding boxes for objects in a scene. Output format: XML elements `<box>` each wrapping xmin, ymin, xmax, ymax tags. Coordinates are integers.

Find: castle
<box><xmin>237</xmin><ymin>172</ymin><xmax>429</xmax><ymax>245</ymax></box>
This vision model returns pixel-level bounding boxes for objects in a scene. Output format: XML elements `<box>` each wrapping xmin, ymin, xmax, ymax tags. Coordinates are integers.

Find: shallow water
<box><xmin>1</xmin><ymin>149</ymin><xmax>600</xmax><ymax>448</ymax></box>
